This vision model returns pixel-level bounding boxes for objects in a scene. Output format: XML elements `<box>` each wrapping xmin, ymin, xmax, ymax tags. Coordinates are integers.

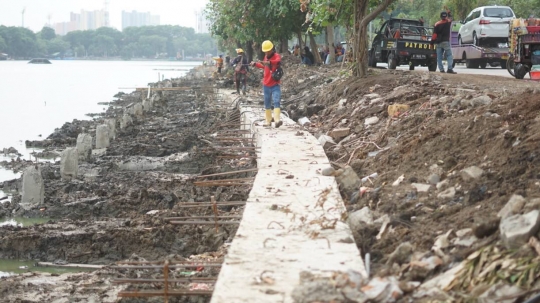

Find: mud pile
<box><xmin>288</xmin><ymin>66</ymin><xmax>540</xmax><ymax>301</ymax></box>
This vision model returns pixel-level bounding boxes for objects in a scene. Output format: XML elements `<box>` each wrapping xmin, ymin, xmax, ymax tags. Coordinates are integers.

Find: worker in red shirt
<box><xmin>251</xmin><ymin>40</ymin><xmax>283</xmax><ymax>128</ymax></box>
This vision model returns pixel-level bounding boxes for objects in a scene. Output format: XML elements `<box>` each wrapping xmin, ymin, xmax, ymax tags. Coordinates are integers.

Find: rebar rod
<box><xmin>196</xmin><ymin>168</ymin><xmax>258</xmax><ymax>178</ymax></box>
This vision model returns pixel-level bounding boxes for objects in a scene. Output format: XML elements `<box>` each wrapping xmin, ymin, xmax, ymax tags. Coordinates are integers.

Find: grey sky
<box><xmin>0</xmin><ymin>0</ymin><xmax>209</xmax><ymax>32</ymax></box>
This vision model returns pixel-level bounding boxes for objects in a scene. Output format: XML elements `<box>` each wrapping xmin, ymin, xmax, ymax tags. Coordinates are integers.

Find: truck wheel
<box><xmin>479</xmin><ymin>61</ymin><xmax>487</xmax><ymax>69</ymax></box>
<box><xmin>428</xmin><ymin>62</ymin><xmax>437</xmax><ymax>72</ymax></box>
<box><xmin>452</xmin><ymin>61</ymin><xmax>456</xmax><ymax>69</ymax></box>
<box><xmin>514</xmin><ymin>63</ymin><xmax>527</xmax><ymax>79</ymax></box>
<box><xmin>388</xmin><ymin>53</ymin><xmax>397</xmax><ymax>70</ymax></box>
<box><xmin>500</xmin><ymin>60</ymin><xmax>507</xmax><ymax>69</ymax></box>
<box><xmin>409</xmin><ymin>63</ymin><xmax>415</xmax><ymax>70</ymax></box>
<box><xmin>368</xmin><ymin>50</ymin><xmax>377</xmax><ymax>67</ymax></box>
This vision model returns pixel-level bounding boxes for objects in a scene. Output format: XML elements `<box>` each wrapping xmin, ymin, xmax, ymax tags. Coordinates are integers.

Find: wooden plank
<box><xmin>37</xmin><ymin>262</ymin><xmax>104</xmax><ymax>269</ymax></box>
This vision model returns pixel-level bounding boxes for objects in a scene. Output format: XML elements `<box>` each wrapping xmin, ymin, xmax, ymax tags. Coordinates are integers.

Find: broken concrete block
<box><xmin>298</xmin><ymin>117</ymin><xmax>310</xmax><ymax>126</ymax></box>
<box><xmin>361</xmin><ymin>276</ymin><xmax>403</xmax><ymax>302</ymax></box>
<box><xmin>318</xmin><ymin>135</ymin><xmax>336</xmax><ymax>149</ymax></box>
<box><xmin>321</xmin><ymin>167</ymin><xmax>336</xmax><ymax>176</ymax></box>
<box><xmin>437</xmin><ymin>187</ymin><xmax>456</xmax><ymax>199</ymax></box>
<box><xmin>498</xmin><ymin>194</ymin><xmax>526</xmax><ymax>220</ymax></box>
<box><xmin>60</xmin><ymin>147</ymin><xmax>78</xmax><ymax>181</ymax></box>
<box><xmin>95</xmin><ymin>125</ymin><xmax>110</xmax><ymax>149</ymax></box>
<box><xmin>338</xmin><ymin>98</ymin><xmax>347</xmax><ymax>109</ymax></box>
<box><xmin>365</xmin><ymin>116</ymin><xmax>380</xmax><ymax>125</ymax></box>
<box><xmin>500</xmin><ymin>210</ymin><xmax>540</xmax><ymax>249</ymax></box>
<box><xmin>328</xmin><ymin>128</ymin><xmax>350</xmax><ymax>139</ymax></box>
<box><xmin>388</xmin><ymin>104</ymin><xmax>410</xmax><ymax>117</ymax></box>
<box><xmin>461</xmin><ymin>166</ymin><xmax>484</xmax><ymax>181</ymax></box>
<box><xmin>411</xmin><ymin>183</ymin><xmax>431</xmax><ymax>192</ymax></box>
<box><xmin>426</xmin><ymin>174</ymin><xmax>440</xmax><ymax>185</ymax></box>
<box><xmin>21</xmin><ymin>166</ymin><xmax>44</xmax><ymax>210</ymax></box>
<box><xmin>364</xmin><ymin>93</ymin><xmax>380</xmax><ymax>99</ymax></box>
<box><xmin>76</xmin><ymin>133</ymin><xmax>92</xmax><ymax>161</ymax></box>
<box><xmin>348</xmin><ymin>206</ymin><xmax>374</xmax><ymax>231</ymax></box>
<box><xmin>335</xmin><ymin>166</ymin><xmax>360</xmax><ymax>196</ymax></box>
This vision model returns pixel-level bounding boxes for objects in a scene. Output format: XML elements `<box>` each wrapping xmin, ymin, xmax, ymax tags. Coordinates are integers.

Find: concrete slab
<box><xmin>211</xmin><ymin>103</ymin><xmax>367</xmax><ymax>303</ymax></box>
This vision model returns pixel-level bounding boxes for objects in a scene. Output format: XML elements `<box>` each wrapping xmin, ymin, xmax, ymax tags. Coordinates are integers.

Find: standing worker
<box><xmin>231</xmin><ymin>49</ymin><xmax>249</xmax><ymax>95</ymax></box>
<box><xmin>251</xmin><ymin>40</ymin><xmax>283</xmax><ymax>128</ymax></box>
<box><xmin>431</xmin><ymin>9</ymin><xmax>457</xmax><ymax>74</ymax></box>
<box><xmin>216</xmin><ymin>54</ymin><xmax>224</xmax><ymax>74</ymax></box>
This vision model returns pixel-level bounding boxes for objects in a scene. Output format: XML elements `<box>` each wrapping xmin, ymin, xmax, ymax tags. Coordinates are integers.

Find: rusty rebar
<box><xmin>117</xmin><ymin>290</ymin><xmax>213</xmax><ymax>297</ymax></box>
<box><xmin>196</xmin><ymin>168</ymin><xmax>258</xmax><ymax>178</ymax></box>
<box><xmin>176</xmin><ymin>201</ymin><xmax>246</xmax><ymax>207</ymax></box>
<box><xmin>110</xmin><ymin>264</ymin><xmax>223</xmax><ymax>269</ymax></box>
<box><xmin>113</xmin><ymin>278</ymin><xmax>217</xmax><ymax>284</ymax></box>
<box><xmin>169</xmin><ymin>220</ymin><xmax>240</xmax><ymax>225</ymax></box>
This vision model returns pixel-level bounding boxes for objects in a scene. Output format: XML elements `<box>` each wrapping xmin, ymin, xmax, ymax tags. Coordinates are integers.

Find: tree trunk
<box><xmin>327</xmin><ymin>25</ymin><xmax>335</xmax><ymax>64</ymax></box>
<box><xmin>353</xmin><ymin>0</ymin><xmax>395</xmax><ymax>77</ymax></box>
<box><xmin>308</xmin><ymin>31</ymin><xmax>322</xmax><ymax>64</ymax></box>
<box><xmin>280</xmin><ymin>37</ymin><xmax>288</xmax><ymax>54</ymax></box>
<box><xmin>245</xmin><ymin>40</ymin><xmax>254</xmax><ymax>62</ymax></box>
<box><xmin>296</xmin><ymin>31</ymin><xmax>303</xmax><ymax>53</ymax></box>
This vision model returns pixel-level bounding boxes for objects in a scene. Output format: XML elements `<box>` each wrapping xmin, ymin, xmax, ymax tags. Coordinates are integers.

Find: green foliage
<box><xmin>0</xmin><ymin>25</ymin><xmax>217</xmax><ymax>59</ymax></box>
<box><xmin>39</xmin><ymin>27</ymin><xmax>56</xmax><ymax>40</ymax></box>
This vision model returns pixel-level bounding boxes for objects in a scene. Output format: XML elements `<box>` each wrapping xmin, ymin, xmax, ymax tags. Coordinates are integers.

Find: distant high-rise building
<box><xmin>195</xmin><ymin>9</ymin><xmax>209</xmax><ymax>34</ymax></box>
<box><xmin>122</xmin><ymin>11</ymin><xmax>160</xmax><ymax>30</ymax></box>
<box><xmin>53</xmin><ymin>9</ymin><xmax>110</xmax><ymax>35</ymax></box>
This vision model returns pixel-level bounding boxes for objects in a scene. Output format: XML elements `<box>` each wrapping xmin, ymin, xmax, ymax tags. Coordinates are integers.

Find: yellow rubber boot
<box><xmin>264</xmin><ymin>109</ymin><xmax>272</xmax><ymax>127</ymax></box>
<box><xmin>274</xmin><ymin>108</ymin><xmax>283</xmax><ymax>128</ymax></box>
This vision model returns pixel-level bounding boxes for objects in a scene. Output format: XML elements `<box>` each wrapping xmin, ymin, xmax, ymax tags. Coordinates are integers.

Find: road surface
<box><xmin>380</xmin><ymin>63</ymin><xmax>514</xmax><ymax>78</ymax></box>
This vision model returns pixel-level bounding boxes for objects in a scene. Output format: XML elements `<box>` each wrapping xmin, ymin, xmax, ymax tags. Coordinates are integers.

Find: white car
<box><xmin>458</xmin><ymin>6</ymin><xmax>515</xmax><ymax>46</ymax></box>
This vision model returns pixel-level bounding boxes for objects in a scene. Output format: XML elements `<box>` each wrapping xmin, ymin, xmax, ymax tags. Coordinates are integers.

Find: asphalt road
<box><xmin>379</xmin><ymin>62</ymin><xmax>514</xmax><ymax>78</ymax></box>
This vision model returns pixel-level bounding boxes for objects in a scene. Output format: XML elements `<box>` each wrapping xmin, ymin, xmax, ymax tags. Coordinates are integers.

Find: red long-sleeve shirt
<box><xmin>254</xmin><ymin>52</ymin><xmax>281</xmax><ymax>87</ymax></box>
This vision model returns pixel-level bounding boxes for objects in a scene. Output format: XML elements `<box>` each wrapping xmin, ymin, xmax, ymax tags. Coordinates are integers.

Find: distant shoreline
<box><xmin>1</xmin><ymin>58</ymin><xmax>206</xmax><ymax>62</ymax></box>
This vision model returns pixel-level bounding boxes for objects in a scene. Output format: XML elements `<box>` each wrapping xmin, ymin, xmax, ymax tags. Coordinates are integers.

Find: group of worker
<box><xmin>292</xmin><ymin>44</ymin><xmax>345</xmax><ymax>65</ymax></box>
<box><xmin>213</xmin><ymin>41</ymin><xmax>283</xmax><ymax>128</ymax></box>
<box><xmin>208</xmin><ymin>10</ymin><xmax>455</xmax><ymax>129</ymax></box>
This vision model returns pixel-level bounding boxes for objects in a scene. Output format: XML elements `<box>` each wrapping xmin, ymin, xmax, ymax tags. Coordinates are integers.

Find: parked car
<box><xmin>458</xmin><ymin>6</ymin><xmax>515</xmax><ymax>46</ymax></box>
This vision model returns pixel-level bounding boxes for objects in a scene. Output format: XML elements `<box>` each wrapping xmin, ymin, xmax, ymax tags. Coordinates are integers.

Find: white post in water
<box><xmin>60</xmin><ymin>147</ymin><xmax>78</xmax><ymax>181</ymax></box>
<box><xmin>76</xmin><ymin>133</ymin><xmax>92</xmax><ymax>161</ymax></box>
<box><xmin>106</xmin><ymin>119</ymin><xmax>116</xmax><ymax>140</ymax></box>
<box><xmin>21</xmin><ymin>166</ymin><xmax>44</xmax><ymax>210</ymax></box>
<box><xmin>95</xmin><ymin>125</ymin><xmax>110</xmax><ymax>149</ymax></box>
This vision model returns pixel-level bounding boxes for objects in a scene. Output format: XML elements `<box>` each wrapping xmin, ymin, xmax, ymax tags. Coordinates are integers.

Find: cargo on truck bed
<box><xmin>368</xmin><ymin>18</ymin><xmax>438</xmax><ymax>71</ymax></box>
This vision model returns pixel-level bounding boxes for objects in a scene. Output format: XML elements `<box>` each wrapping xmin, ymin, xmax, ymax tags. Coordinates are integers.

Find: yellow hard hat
<box><xmin>235</xmin><ymin>48</ymin><xmax>244</xmax><ymax>54</ymax></box>
<box><xmin>262</xmin><ymin>40</ymin><xmax>274</xmax><ymax>52</ymax></box>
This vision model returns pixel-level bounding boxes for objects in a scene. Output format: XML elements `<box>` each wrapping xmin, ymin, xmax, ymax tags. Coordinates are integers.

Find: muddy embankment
<box><xmin>280</xmin><ymin>62</ymin><xmax>540</xmax><ymax>302</ymax></box>
<box><xmin>0</xmin><ymin>66</ymin><xmax>255</xmax><ymax>287</ymax></box>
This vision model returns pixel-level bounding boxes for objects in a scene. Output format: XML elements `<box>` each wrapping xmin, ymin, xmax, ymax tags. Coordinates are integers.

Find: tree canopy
<box><xmin>0</xmin><ymin>25</ymin><xmax>218</xmax><ymax>60</ymax></box>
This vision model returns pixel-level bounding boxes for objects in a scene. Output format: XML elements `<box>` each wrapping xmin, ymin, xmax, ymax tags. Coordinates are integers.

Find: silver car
<box><xmin>458</xmin><ymin>6</ymin><xmax>515</xmax><ymax>46</ymax></box>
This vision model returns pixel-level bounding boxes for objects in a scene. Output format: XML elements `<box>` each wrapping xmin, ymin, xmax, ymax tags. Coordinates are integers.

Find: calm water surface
<box><xmin>0</xmin><ymin>60</ymin><xmax>197</xmax><ymax>200</ymax></box>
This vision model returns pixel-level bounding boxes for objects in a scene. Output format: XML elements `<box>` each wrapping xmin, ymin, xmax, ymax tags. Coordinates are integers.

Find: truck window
<box><xmin>473</xmin><ymin>10</ymin><xmax>481</xmax><ymax>19</ymax></box>
<box><xmin>483</xmin><ymin>8</ymin><xmax>514</xmax><ymax>18</ymax></box>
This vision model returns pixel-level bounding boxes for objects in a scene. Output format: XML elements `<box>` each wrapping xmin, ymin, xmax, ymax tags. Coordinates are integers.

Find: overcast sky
<box><xmin>0</xmin><ymin>0</ymin><xmax>210</xmax><ymax>32</ymax></box>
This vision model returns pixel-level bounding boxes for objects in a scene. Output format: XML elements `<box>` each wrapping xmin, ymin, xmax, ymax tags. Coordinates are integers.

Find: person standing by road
<box><xmin>301</xmin><ymin>46</ymin><xmax>315</xmax><ymax>65</ymax></box>
<box><xmin>231</xmin><ymin>48</ymin><xmax>249</xmax><ymax>95</ymax></box>
<box><xmin>250</xmin><ymin>40</ymin><xmax>283</xmax><ymax>128</ymax></box>
<box><xmin>432</xmin><ymin>10</ymin><xmax>457</xmax><ymax>74</ymax></box>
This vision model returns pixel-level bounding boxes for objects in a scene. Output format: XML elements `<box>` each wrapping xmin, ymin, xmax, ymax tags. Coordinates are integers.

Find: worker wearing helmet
<box><xmin>216</xmin><ymin>54</ymin><xmax>224</xmax><ymax>74</ymax></box>
<box><xmin>231</xmin><ymin>48</ymin><xmax>249</xmax><ymax>95</ymax></box>
<box><xmin>250</xmin><ymin>40</ymin><xmax>283</xmax><ymax>128</ymax></box>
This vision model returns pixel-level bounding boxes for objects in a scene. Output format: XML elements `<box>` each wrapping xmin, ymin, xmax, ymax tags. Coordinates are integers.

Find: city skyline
<box><xmin>0</xmin><ymin>0</ymin><xmax>209</xmax><ymax>33</ymax></box>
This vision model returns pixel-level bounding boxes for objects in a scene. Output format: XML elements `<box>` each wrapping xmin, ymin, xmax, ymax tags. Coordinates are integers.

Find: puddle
<box><xmin>0</xmin><ymin>259</ymin><xmax>94</xmax><ymax>278</ymax></box>
<box><xmin>0</xmin><ymin>217</ymin><xmax>52</xmax><ymax>227</ymax></box>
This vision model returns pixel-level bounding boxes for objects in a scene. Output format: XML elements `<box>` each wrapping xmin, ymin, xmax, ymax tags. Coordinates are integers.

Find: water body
<box><xmin>0</xmin><ymin>217</ymin><xmax>52</xmax><ymax>227</ymax></box>
<box><xmin>0</xmin><ymin>60</ymin><xmax>196</xmax><ymax>200</ymax></box>
<box><xmin>0</xmin><ymin>258</ymin><xmax>94</xmax><ymax>278</ymax></box>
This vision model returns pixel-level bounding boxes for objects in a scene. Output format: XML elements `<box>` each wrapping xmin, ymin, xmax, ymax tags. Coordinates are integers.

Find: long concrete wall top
<box><xmin>211</xmin><ymin>100</ymin><xmax>367</xmax><ymax>303</ymax></box>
